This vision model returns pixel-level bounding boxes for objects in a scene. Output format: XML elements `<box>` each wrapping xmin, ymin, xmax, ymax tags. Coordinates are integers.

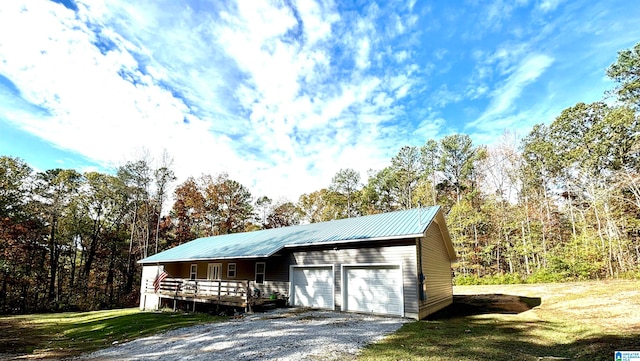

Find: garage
<box><xmin>342</xmin><ymin>264</ymin><xmax>403</xmax><ymax>317</ymax></box>
<box><xmin>290</xmin><ymin>266</ymin><xmax>334</xmax><ymax>309</ymax></box>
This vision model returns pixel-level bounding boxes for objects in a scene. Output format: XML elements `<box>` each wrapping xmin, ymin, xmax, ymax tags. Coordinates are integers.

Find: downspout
<box><xmin>417</xmin><ymin>208</ymin><xmax>427</xmax><ymax>303</ymax></box>
<box><xmin>417</xmin><ymin>238</ymin><xmax>426</xmax><ymax>302</ymax></box>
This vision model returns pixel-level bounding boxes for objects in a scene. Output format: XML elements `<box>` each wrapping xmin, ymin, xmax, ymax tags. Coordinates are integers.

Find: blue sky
<box><xmin>0</xmin><ymin>0</ymin><xmax>639</xmax><ymax>201</ymax></box>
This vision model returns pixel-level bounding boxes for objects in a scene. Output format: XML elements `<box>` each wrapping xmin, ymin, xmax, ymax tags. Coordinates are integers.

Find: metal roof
<box><xmin>139</xmin><ymin>206</ymin><xmax>440</xmax><ymax>264</ymax></box>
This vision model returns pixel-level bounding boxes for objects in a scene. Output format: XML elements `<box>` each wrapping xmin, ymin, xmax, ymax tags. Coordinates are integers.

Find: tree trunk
<box><xmin>591</xmin><ymin>202</ymin><xmax>612</xmax><ymax>277</ymax></box>
<box><xmin>47</xmin><ymin>216</ymin><xmax>58</xmax><ymax>303</ymax></box>
<box><xmin>83</xmin><ymin>218</ymin><xmax>101</xmax><ymax>291</ymax></box>
<box><xmin>126</xmin><ymin>201</ymin><xmax>138</xmax><ymax>276</ymax></box>
<box><xmin>521</xmin><ymin>222</ymin><xmax>530</xmax><ymax>275</ymax></box>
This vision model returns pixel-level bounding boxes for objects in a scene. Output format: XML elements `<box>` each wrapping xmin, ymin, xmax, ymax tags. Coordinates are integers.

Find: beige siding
<box><xmin>289</xmin><ymin>243</ymin><xmax>418</xmax><ymax>318</ymax></box>
<box><xmin>418</xmin><ymin>220</ymin><xmax>454</xmax><ymax>319</ymax></box>
<box><xmin>254</xmin><ymin>258</ymin><xmax>290</xmax><ymax>296</ymax></box>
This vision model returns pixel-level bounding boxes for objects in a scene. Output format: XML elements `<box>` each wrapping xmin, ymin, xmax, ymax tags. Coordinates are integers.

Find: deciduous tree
<box><xmin>607</xmin><ymin>42</ymin><xmax>640</xmax><ymax>107</ymax></box>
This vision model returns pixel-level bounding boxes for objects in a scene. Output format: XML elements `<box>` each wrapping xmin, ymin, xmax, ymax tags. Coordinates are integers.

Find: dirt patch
<box><xmin>454</xmin><ymin>281</ymin><xmax>640</xmax><ymax>333</ymax></box>
<box><xmin>428</xmin><ymin>294</ymin><xmax>541</xmax><ymax>320</ymax></box>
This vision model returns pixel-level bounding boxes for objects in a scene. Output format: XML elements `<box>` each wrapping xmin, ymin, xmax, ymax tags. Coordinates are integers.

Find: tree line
<box><xmin>1</xmin><ymin>43</ymin><xmax>638</xmax><ymax>314</ymax></box>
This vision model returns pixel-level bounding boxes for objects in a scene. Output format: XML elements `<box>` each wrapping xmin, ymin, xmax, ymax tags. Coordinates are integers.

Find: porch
<box><xmin>142</xmin><ymin>278</ymin><xmax>289</xmax><ymax>312</ymax></box>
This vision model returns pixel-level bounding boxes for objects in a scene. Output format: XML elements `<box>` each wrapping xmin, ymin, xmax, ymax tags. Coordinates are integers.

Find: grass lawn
<box><xmin>0</xmin><ymin>308</ymin><xmax>226</xmax><ymax>360</ymax></box>
<box><xmin>358</xmin><ymin>280</ymin><xmax>640</xmax><ymax>361</ymax></box>
<box><xmin>2</xmin><ymin>281</ymin><xmax>638</xmax><ymax>360</ymax></box>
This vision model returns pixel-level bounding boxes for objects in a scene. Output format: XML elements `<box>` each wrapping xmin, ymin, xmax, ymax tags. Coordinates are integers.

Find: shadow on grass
<box><xmin>0</xmin><ymin>317</ymin><xmax>43</xmax><ymax>355</ymax></box>
<box><xmin>365</xmin><ymin>318</ymin><xmax>640</xmax><ymax>361</ymax></box>
<box><xmin>0</xmin><ymin>310</ymin><xmax>224</xmax><ymax>360</ymax></box>
<box><xmin>360</xmin><ymin>294</ymin><xmax>639</xmax><ymax>361</ymax></box>
<box><xmin>428</xmin><ymin>294</ymin><xmax>542</xmax><ymax>320</ymax></box>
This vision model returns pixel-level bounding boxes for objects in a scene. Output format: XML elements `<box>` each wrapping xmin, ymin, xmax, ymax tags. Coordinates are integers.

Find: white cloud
<box><xmin>466</xmin><ymin>85</ymin><xmax>489</xmax><ymax>99</ymax></box>
<box><xmin>0</xmin><ymin>1</ymin><xmax>245</xmax><ymax>188</ymax></box>
<box><xmin>538</xmin><ymin>0</ymin><xmax>564</xmax><ymax>12</ymax></box>
<box><xmin>414</xmin><ymin>117</ymin><xmax>445</xmax><ymax>140</ymax></box>
<box><xmin>434</xmin><ymin>48</ymin><xmax>448</xmax><ymax>60</ymax></box>
<box><xmin>356</xmin><ymin>37</ymin><xmax>371</xmax><ymax>70</ymax></box>
<box><xmin>432</xmin><ymin>84</ymin><xmax>463</xmax><ymax>108</ymax></box>
<box><xmin>296</xmin><ymin>0</ymin><xmax>339</xmax><ymax>46</ymax></box>
<box><xmin>468</xmin><ymin>53</ymin><xmax>554</xmax><ymax>132</ymax></box>
<box><xmin>491</xmin><ymin>54</ymin><xmax>553</xmax><ymax>113</ymax></box>
<box><xmin>0</xmin><ymin>0</ymin><xmax>426</xmax><ymax>201</ymax></box>
<box><xmin>394</xmin><ymin>50</ymin><xmax>409</xmax><ymax>63</ymax></box>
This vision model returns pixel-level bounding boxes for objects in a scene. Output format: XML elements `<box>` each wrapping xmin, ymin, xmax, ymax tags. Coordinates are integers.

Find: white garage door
<box><xmin>291</xmin><ymin>266</ymin><xmax>334</xmax><ymax>309</ymax></box>
<box><xmin>343</xmin><ymin>265</ymin><xmax>403</xmax><ymax>316</ymax></box>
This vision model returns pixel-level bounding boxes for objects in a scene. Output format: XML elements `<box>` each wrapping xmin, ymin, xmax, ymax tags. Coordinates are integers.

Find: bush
<box><xmin>453</xmin><ymin>273</ymin><xmax>524</xmax><ymax>286</ymax></box>
<box><xmin>546</xmin><ymin>254</ymin><xmax>605</xmax><ymax>281</ymax></box>
<box><xmin>617</xmin><ymin>271</ymin><xmax>640</xmax><ymax>280</ymax></box>
<box><xmin>526</xmin><ymin>269</ymin><xmax>566</xmax><ymax>283</ymax></box>
<box><xmin>453</xmin><ymin>274</ymin><xmax>481</xmax><ymax>286</ymax></box>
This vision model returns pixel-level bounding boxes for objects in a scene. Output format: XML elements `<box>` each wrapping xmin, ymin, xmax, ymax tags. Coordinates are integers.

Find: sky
<box><xmin>1</xmin><ymin>0</ymin><xmax>639</xmax><ymax>201</ymax></box>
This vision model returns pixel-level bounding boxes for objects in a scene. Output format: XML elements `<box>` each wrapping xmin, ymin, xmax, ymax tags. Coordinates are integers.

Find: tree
<box><xmin>172</xmin><ymin>177</ymin><xmax>206</xmax><ymax>242</ymax></box>
<box><xmin>266</xmin><ymin>201</ymin><xmax>301</xmax><ymax>228</ymax></box>
<box><xmin>0</xmin><ymin>156</ymin><xmax>33</xmax><ymax>220</ymax></box>
<box><xmin>439</xmin><ymin>134</ymin><xmax>484</xmax><ymax>204</ymax></box>
<box><xmin>391</xmin><ymin>146</ymin><xmax>423</xmax><ymax>209</ymax></box>
<box><xmin>520</xmin><ymin>101</ymin><xmax>640</xmax><ymax>279</ymax></box>
<box><xmin>420</xmin><ymin>139</ymin><xmax>440</xmax><ymax>205</ymax></box>
<box><xmin>153</xmin><ymin>152</ymin><xmax>176</xmax><ymax>254</ymax></box>
<box><xmin>298</xmin><ymin>189</ymin><xmax>343</xmax><ymax>222</ymax></box>
<box><xmin>480</xmin><ymin>131</ymin><xmax>522</xmax><ymax>202</ymax></box>
<box><xmin>0</xmin><ymin>157</ymin><xmax>46</xmax><ymax>313</ymax></box>
<box><xmin>607</xmin><ymin>42</ymin><xmax>640</xmax><ymax>107</ymax></box>
<box><xmin>360</xmin><ymin>167</ymin><xmax>397</xmax><ymax>214</ymax></box>
<box><xmin>255</xmin><ymin>196</ymin><xmax>272</xmax><ymax>227</ymax></box>
<box><xmin>77</xmin><ymin>172</ymin><xmax>128</xmax><ymax>295</ymax></box>
<box><xmin>34</xmin><ymin>169</ymin><xmax>82</xmax><ymax>304</ymax></box>
<box><xmin>330</xmin><ymin>168</ymin><xmax>361</xmax><ymax>218</ymax></box>
<box><xmin>118</xmin><ymin>159</ymin><xmax>153</xmax><ymax>260</ymax></box>
<box><xmin>211</xmin><ymin>174</ymin><xmax>254</xmax><ymax>234</ymax></box>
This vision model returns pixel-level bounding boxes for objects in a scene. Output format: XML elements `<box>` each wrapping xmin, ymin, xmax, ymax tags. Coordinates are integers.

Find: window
<box><xmin>190</xmin><ymin>264</ymin><xmax>197</xmax><ymax>280</ymax></box>
<box><xmin>255</xmin><ymin>262</ymin><xmax>265</xmax><ymax>284</ymax></box>
<box><xmin>227</xmin><ymin>263</ymin><xmax>237</xmax><ymax>278</ymax></box>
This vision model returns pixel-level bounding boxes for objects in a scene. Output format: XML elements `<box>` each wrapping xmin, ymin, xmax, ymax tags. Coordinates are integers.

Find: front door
<box><xmin>207</xmin><ymin>263</ymin><xmax>222</xmax><ymax>280</ymax></box>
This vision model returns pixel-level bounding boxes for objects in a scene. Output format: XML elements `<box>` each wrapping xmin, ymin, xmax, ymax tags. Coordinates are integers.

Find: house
<box><xmin>138</xmin><ymin>206</ymin><xmax>456</xmax><ymax>320</ymax></box>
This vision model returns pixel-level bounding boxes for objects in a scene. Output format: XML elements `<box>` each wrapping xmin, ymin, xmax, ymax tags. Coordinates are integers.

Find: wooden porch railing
<box><xmin>144</xmin><ymin>278</ymin><xmax>289</xmax><ymax>312</ymax></box>
<box><xmin>145</xmin><ymin>278</ymin><xmax>252</xmax><ymax>299</ymax></box>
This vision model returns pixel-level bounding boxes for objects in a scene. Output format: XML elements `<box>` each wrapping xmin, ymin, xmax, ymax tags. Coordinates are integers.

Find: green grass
<box><xmin>358</xmin><ymin>280</ymin><xmax>640</xmax><ymax>361</ymax></box>
<box><xmin>3</xmin><ymin>281</ymin><xmax>639</xmax><ymax>360</ymax></box>
<box><xmin>0</xmin><ymin>308</ymin><xmax>226</xmax><ymax>359</ymax></box>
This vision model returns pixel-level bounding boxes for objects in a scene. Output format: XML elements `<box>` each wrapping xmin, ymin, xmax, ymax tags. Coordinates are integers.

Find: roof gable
<box><xmin>139</xmin><ymin>206</ymin><xmax>441</xmax><ymax>264</ymax></box>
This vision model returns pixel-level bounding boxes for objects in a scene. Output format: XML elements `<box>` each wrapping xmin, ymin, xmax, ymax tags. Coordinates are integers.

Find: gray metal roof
<box><xmin>139</xmin><ymin>206</ymin><xmax>440</xmax><ymax>264</ymax></box>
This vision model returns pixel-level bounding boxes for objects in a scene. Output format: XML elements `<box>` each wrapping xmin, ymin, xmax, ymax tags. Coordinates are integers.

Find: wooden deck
<box><xmin>144</xmin><ymin>278</ymin><xmax>283</xmax><ymax>311</ymax></box>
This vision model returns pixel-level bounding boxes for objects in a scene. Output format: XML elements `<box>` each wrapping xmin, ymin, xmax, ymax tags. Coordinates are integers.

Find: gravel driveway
<box><xmin>77</xmin><ymin>309</ymin><xmax>408</xmax><ymax>360</ymax></box>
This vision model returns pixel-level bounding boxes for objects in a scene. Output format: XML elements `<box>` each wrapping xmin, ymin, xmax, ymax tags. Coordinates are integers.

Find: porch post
<box><xmin>217</xmin><ymin>280</ymin><xmax>221</xmax><ymax>303</ymax></box>
<box><xmin>246</xmin><ymin>280</ymin><xmax>251</xmax><ymax>313</ymax></box>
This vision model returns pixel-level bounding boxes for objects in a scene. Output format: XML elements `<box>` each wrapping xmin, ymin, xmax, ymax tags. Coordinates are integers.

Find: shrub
<box><xmin>526</xmin><ymin>269</ymin><xmax>566</xmax><ymax>283</ymax></box>
<box><xmin>453</xmin><ymin>273</ymin><xmax>524</xmax><ymax>286</ymax></box>
<box><xmin>453</xmin><ymin>274</ymin><xmax>481</xmax><ymax>286</ymax></box>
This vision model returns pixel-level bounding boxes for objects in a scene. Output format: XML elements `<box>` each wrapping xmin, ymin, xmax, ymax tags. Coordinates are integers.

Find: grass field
<box><xmin>1</xmin><ymin>280</ymin><xmax>638</xmax><ymax>360</ymax></box>
<box><xmin>358</xmin><ymin>280</ymin><xmax>640</xmax><ymax>361</ymax></box>
<box><xmin>0</xmin><ymin>308</ymin><xmax>225</xmax><ymax>360</ymax></box>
